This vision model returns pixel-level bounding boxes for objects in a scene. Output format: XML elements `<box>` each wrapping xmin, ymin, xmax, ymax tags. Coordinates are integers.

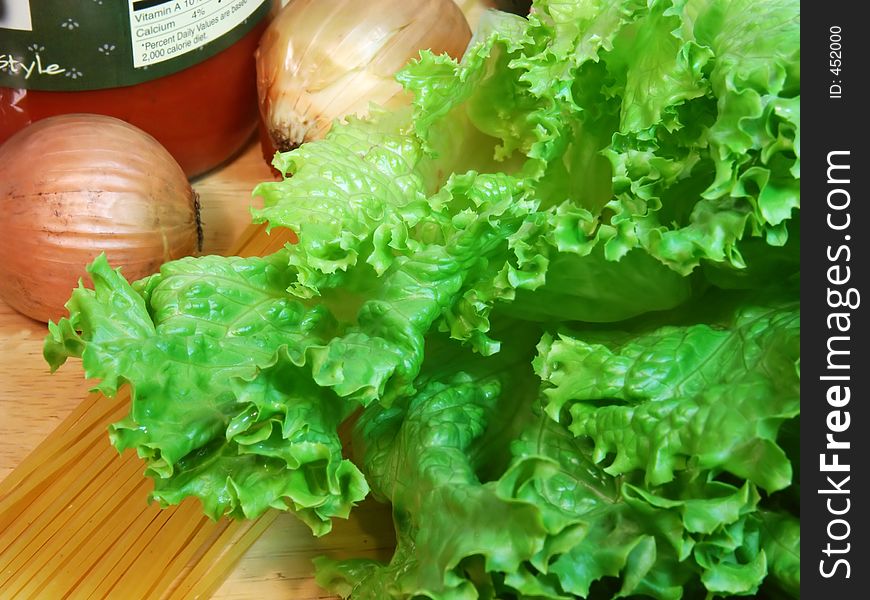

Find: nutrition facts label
<box><xmin>128</xmin><ymin>0</ymin><xmax>265</xmax><ymax>68</ymax></box>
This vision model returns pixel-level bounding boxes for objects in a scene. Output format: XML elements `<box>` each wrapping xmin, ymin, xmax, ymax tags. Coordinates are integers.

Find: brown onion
<box><xmin>256</xmin><ymin>0</ymin><xmax>471</xmax><ymax>152</ymax></box>
<box><xmin>454</xmin><ymin>0</ymin><xmax>499</xmax><ymax>29</ymax></box>
<box><xmin>0</xmin><ymin>114</ymin><xmax>201</xmax><ymax>323</ymax></box>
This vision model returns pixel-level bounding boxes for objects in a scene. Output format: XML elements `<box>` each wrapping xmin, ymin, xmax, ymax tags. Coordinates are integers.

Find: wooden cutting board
<box><xmin>0</xmin><ymin>140</ymin><xmax>394</xmax><ymax>599</ymax></box>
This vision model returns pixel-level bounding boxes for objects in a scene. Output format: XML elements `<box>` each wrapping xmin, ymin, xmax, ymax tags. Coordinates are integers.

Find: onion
<box><xmin>0</xmin><ymin>114</ymin><xmax>201</xmax><ymax>323</ymax></box>
<box><xmin>454</xmin><ymin>0</ymin><xmax>499</xmax><ymax>28</ymax></box>
<box><xmin>256</xmin><ymin>0</ymin><xmax>472</xmax><ymax>152</ymax></box>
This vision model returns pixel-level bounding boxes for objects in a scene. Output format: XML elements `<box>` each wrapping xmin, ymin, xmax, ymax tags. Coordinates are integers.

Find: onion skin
<box><xmin>0</xmin><ymin>114</ymin><xmax>200</xmax><ymax>323</ymax></box>
<box><xmin>454</xmin><ymin>0</ymin><xmax>499</xmax><ymax>28</ymax></box>
<box><xmin>256</xmin><ymin>0</ymin><xmax>472</xmax><ymax>152</ymax></box>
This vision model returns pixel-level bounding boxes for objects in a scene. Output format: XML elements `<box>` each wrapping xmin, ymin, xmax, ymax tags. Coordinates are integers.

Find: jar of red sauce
<box><xmin>0</xmin><ymin>1</ymin><xmax>271</xmax><ymax>178</ymax></box>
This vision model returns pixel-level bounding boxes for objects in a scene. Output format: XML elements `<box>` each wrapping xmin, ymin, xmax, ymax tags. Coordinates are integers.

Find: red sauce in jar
<box><xmin>0</xmin><ymin>22</ymin><xmax>267</xmax><ymax>178</ymax></box>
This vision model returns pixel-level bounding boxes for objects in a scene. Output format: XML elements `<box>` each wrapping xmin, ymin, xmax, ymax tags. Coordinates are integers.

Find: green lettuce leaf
<box><xmin>45</xmin><ymin>254</ymin><xmax>367</xmax><ymax>532</ymax></box>
<box><xmin>246</xmin><ymin>0</ymin><xmax>798</xmax><ymax>340</ymax></box>
<box><xmin>317</xmin><ymin>352</ymin><xmax>789</xmax><ymax>598</ymax></box>
<box><xmin>534</xmin><ymin>297</ymin><xmax>799</xmax><ymax>492</ymax></box>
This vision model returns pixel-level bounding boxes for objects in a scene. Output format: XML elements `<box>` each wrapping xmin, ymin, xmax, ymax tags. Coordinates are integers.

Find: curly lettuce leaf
<box><xmin>406</xmin><ymin>0</ymin><xmax>798</xmax><ymax>280</ymax></box>
<box><xmin>534</xmin><ymin>297</ymin><xmax>800</xmax><ymax>492</ymax></box>
<box><xmin>45</xmin><ymin>254</ymin><xmax>366</xmax><ymax>532</ymax></box>
<box><xmin>247</xmin><ymin>0</ymin><xmax>798</xmax><ymax>344</ymax></box>
<box><xmin>317</xmin><ymin>373</ymin><xmax>550</xmax><ymax>599</ymax></box>
<box><xmin>317</xmin><ymin>358</ymin><xmax>791</xmax><ymax>599</ymax></box>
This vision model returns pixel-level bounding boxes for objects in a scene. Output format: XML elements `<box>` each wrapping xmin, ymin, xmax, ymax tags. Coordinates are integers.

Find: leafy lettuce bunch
<box><xmin>45</xmin><ymin>0</ymin><xmax>800</xmax><ymax>597</ymax></box>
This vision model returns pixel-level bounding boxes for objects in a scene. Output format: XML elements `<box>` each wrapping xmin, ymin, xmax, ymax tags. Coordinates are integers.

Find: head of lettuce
<box><xmin>45</xmin><ymin>0</ymin><xmax>800</xmax><ymax>597</ymax></box>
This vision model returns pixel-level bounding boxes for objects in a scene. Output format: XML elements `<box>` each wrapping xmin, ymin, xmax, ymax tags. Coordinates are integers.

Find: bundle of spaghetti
<box><xmin>0</xmin><ymin>223</ymin><xmax>295</xmax><ymax>599</ymax></box>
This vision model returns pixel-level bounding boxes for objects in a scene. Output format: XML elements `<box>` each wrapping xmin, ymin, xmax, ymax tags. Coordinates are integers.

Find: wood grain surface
<box><xmin>0</xmin><ymin>140</ymin><xmax>394</xmax><ymax>599</ymax></box>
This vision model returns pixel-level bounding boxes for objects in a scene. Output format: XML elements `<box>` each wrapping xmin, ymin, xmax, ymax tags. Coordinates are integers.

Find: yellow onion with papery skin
<box><xmin>0</xmin><ymin>114</ymin><xmax>201</xmax><ymax>323</ymax></box>
<box><xmin>256</xmin><ymin>0</ymin><xmax>472</xmax><ymax>152</ymax></box>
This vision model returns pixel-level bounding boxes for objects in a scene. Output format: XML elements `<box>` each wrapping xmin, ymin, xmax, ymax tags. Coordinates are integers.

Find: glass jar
<box><xmin>0</xmin><ymin>0</ymin><xmax>271</xmax><ymax>178</ymax></box>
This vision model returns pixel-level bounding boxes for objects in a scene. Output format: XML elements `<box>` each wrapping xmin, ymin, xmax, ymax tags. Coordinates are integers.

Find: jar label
<box><xmin>0</xmin><ymin>0</ymin><xmax>270</xmax><ymax>91</ymax></box>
